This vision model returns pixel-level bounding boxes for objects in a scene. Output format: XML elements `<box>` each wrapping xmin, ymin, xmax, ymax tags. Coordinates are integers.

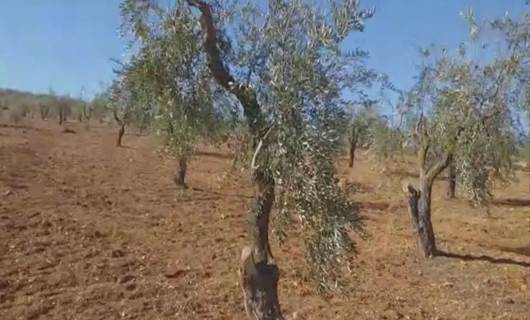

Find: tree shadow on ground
<box><xmin>0</xmin><ymin>123</ymin><xmax>46</xmax><ymax>132</ymax></box>
<box><xmin>496</xmin><ymin>246</ymin><xmax>530</xmax><ymax>257</ymax></box>
<box><xmin>491</xmin><ymin>198</ymin><xmax>530</xmax><ymax>207</ymax></box>
<box><xmin>436</xmin><ymin>250</ymin><xmax>530</xmax><ymax>268</ymax></box>
<box><xmin>194</xmin><ymin>151</ymin><xmax>233</xmax><ymax>160</ymax></box>
<box><xmin>118</xmin><ymin>145</ymin><xmax>135</xmax><ymax>150</ymax></box>
<box><xmin>191</xmin><ymin>186</ymin><xmax>253</xmax><ymax>199</ymax></box>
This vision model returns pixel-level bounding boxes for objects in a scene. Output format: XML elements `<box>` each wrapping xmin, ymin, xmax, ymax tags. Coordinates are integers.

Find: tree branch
<box><xmin>113</xmin><ymin>109</ymin><xmax>123</xmax><ymax>126</ymax></box>
<box><xmin>418</xmin><ymin>141</ymin><xmax>430</xmax><ymax>171</ymax></box>
<box><xmin>250</xmin><ymin>125</ymin><xmax>274</xmax><ymax>172</ymax></box>
<box><xmin>186</xmin><ymin>0</ymin><xmax>264</xmax><ymax>136</ymax></box>
<box><xmin>425</xmin><ymin>152</ymin><xmax>452</xmax><ymax>185</ymax></box>
<box><xmin>186</xmin><ymin>0</ymin><xmax>234</xmax><ymax>89</ymax></box>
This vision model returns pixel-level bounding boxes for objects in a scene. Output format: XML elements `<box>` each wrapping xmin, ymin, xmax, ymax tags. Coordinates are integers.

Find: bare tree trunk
<box><xmin>348</xmin><ymin>126</ymin><xmax>357</xmax><ymax>168</ymax></box>
<box><xmin>348</xmin><ymin>141</ymin><xmax>356</xmax><ymax>168</ymax></box>
<box><xmin>404</xmin><ymin>180</ymin><xmax>436</xmax><ymax>257</ymax></box>
<box><xmin>58</xmin><ymin>106</ymin><xmax>64</xmax><ymax>126</ymax></box>
<box><xmin>446</xmin><ymin>163</ymin><xmax>456</xmax><ymax>199</ymax></box>
<box><xmin>117</xmin><ymin>124</ymin><xmax>125</xmax><ymax>147</ymax></box>
<box><xmin>174</xmin><ymin>158</ymin><xmax>188</xmax><ymax>188</ymax></box>
<box><xmin>188</xmin><ymin>2</ymin><xmax>284</xmax><ymax>318</ymax></box>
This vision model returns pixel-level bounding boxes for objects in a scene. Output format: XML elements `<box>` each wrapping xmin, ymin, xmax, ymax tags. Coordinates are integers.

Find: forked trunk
<box><xmin>405</xmin><ymin>179</ymin><xmax>436</xmax><ymax>257</ymax></box>
<box><xmin>117</xmin><ymin>124</ymin><xmax>125</xmax><ymax>147</ymax></box>
<box><xmin>174</xmin><ymin>158</ymin><xmax>188</xmax><ymax>188</ymax></box>
<box><xmin>240</xmin><ymin>169</ymin><xmax>283</xmax><ymax>320</ymax></box>
<box><xmin>446</xmin><ymin>163</ymin><xmax>456</xmax><ymax>199</ymax></box>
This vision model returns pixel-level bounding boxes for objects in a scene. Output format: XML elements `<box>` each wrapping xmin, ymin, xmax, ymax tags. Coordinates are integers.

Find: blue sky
<box><xmin>0</xmin><ymin>0</ymin><xmax>527</xmax><ymax>100</ymax></box>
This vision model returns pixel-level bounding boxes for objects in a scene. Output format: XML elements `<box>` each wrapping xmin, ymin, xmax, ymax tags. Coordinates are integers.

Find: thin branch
<box><xmin>250</xmin><ymin>125</ymin><xmax>274</xmax><ymax>172</ymax></box>
<box><xmin>425</xmin><ymin>152</ymin><xmax>452</xmax><ymax>185</ymax></box>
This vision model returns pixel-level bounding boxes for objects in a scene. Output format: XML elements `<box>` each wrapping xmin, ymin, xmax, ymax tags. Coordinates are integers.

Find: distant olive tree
<box><xmin>39</xmin><ymin>102</ymin><xmax>50</xmax><ymax>120</ymax></box>
<box><xmin>90</xmin><ymin>91</ymin><xmax>111</xmax><ymax>122</ymax></box>
<box><xmin>109</xmin><ymin>79</ymin><xmax>133</xmax><ymax>147</ymax></box>
<box><xmin>401</xmin><ymin>11</ymin><xmax>526</xmax><ymax>257</ymax></box>
<box><xmin>347</xmin><ymin>107</ymin><xmax>379</xmax><ymax>167</ymax></box>
<box><xmin>118</xmin><ymin>5</ymin><xmax>219</xmax><ymax>188</ymax></box>
<box><xmin>121</xmin><ymin>0</ymin><xmax>375</xmax><ymax>318</ymax></box>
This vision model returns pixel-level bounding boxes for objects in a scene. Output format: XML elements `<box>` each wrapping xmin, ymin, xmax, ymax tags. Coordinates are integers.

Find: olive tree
<box><xmin>121</xmin><ymin>0</ymin><xmax>375</xmax><ymax>318</ymax></box>
<box><xmin>401</xmin><ymin>11</ymin><xmax>527</xmax><ymax>257</ymax></box>
<box><xmin>119</xmin><ymin>1</ymin><xmax>220</xmax><ymax>188</ymax></box>
<box><xmin>347</xmin><ymin>107</ymin><xmax>379</xmax><ymax>167</ymax></box>
<box><xmin>109</xmin><ymin>78</ymin><xmax>134</xmax><ymax>147</ymax></box>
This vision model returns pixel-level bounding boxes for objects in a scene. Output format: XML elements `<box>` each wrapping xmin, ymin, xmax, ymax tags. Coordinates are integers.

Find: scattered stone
<box><xmin>62</xmin><ymin>128</ymin><xmax>76</xmax><ymax>134</ymax></box>
<box><xmin>125</xmin><ymin>283</ymin><xmax>137</xmax><ymax>291</ymax></box>
<box><xmin>111</xmin><ymin>249</ymin><xmax>125</xmax><ymax>258</ymax></box>
<box><xmin>119</xmin><ymin>274</ymin><xmax>135</xmax><ymax>284</ymax></box>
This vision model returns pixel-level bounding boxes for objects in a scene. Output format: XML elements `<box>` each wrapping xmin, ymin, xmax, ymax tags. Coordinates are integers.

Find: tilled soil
<box><xmin>1</xmin><ymin>121</ymin><xmax>529</xmax><ymax>320</ymax></box>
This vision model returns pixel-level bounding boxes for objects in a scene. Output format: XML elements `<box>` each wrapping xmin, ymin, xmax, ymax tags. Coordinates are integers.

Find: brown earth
<box><xmin>0</xmin><ymin>120</ymin><xmax>529</xmax><ymax>320</ymax></box>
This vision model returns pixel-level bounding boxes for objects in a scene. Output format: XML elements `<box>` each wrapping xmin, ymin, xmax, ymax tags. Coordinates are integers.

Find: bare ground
<box><xmin>0</xmin><ymin>121</ymin><xmax>529</xmax><ymax>320</ymax></box>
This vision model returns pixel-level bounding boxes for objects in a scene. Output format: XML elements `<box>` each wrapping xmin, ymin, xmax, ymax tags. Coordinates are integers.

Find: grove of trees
<box><xmin>0</xmin><ymin>2</ymin><xmax>527</xmax><ymax>320</ymax></box>
<box><xmin>113</xmin><ymin>2</ymin><xmax>528</xmax><ymax>319</ymax></box>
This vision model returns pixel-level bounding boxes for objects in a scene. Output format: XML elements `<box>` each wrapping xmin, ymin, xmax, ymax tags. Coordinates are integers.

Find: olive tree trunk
<box><xmin>187</xmin><ymin>1</ymin><xmax>284</xmax><ymax>318</ymax></box>
<box><xmin>174</xmin><ymin>158</ymin><xmax>188</xmax><ymax>188</ymax></box>
<box><xmin>404</xmin><ymin>179</ymin><xmax>436</xmax><ymax>257</ymax></box>
<box><xmin>114</xmin><ymin>110</ymin><xmax>126</xmax><ymax>147</ymax></box>
<box><xmin>117</xmin><ymin>124</ymin><xmax>125</xmax><ymax>147</ymax></box>
<box><xmin>446</xmin><ymin>163</ymin><xmax>456</xmax><ymax>199</ymax></box>
<box><xmin>348</xmin><ymin>126</ymin><xmax>358</xmax><ymax>168</ymax></box>
<box><xmin>405</xmin><ymin>146</ymin><xmax>451</xmax><ymax>258</ymax></box>
<box><xmin>58</xmin><ymin>105</ymin><xmax>65</xmax><ymax>125</ymax></box>
<box><xmin>240</xmin><ymin>170</ymin><xmax>283</xmax><ymax>320</ymax></box>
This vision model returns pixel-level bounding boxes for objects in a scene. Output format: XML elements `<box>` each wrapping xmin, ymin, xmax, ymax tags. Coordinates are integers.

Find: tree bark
<box><xmin>404</xmin><ymin>180</ymin><xmax>436</xmax><ymax>257</ymax></box>
<box><xmin>187</xmin><ymin>1</ymin><xmax>284</xmax><ymax>318</ymax></box>
<box><xmin>446</xmin><ymin>163</ymin><xmax>456</xmax><ymax>199</ymax></box>
<box><xmin>174</xmin><ymin>158</ymin><xmax>188</xmax><ymax>188</ymax></box>
<box><xmin>117</xmin><ymin>124</ymin><xmax>125</xmax><ymax>147</ymax></box>
<box><xmin>348</xmin><ymin>139</ymin><xmax>356</xmax><ymax>168</ymax></box>
<box><xmin>348</xmin><ymin>126</ymin><xmax>357</xmax><ymax>168</ymax></box>
<box><xmin>405</xmin><ymin>149</ymin><xmax>451</xmax><ymax>258</ymax></box>
<box><xmin>240</xmin><ymin>169</ymin><xmax>283</xmax><ymax>320</ymax></box>
<box><xmin>58</xmin><ymin>106</ymin><xmax>65</xmax><ymax>126</ymax></box>
<box><xmin>114</xmin><ymin>110</ymin><xmax>125</xmax><ymax>147</ymax></box>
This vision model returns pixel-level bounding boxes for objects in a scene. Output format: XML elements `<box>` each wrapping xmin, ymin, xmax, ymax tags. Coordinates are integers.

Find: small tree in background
<box><xmin>347</xmin><ymin>107</ymin><xmax>379</xmax><ymax>167</ymax></box>
<box><xmin>371</xmin><ymin>114</ymin><xmax>405</xmax><ymax>162</ymax></box>
<box><xmin>109</xmin><ymin>79</ymin><xmax>133</xmax><ymax>147</ymax></box>
<box><xmin>90</xmin><ymin>90</ymin><xmax>111</xmax><ymax>123</ymax></box>
<box><xmin>39</xmin><ymin>102</ymin><xmax>50</xmax><ymax>120</ymax></box>
<box><xmin>82</xmin><ymin>100</ymin><xmax>93</xmax><ymax>123</ymax></box>
<box><xmin>118</xmin><ymin>5</ymin><xmax>221</xmax><ymax>188</ymax></box>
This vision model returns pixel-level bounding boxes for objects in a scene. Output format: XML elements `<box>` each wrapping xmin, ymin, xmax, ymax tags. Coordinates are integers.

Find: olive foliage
<box><xmin>402</xmin><ymin>10</ymin><xmax>528</xmax><ymax>205</ymax></box>
<box><xmin>117</xmin><ymin>0</ymin><xmax>221</xmax><ymax>161</ymax></box>
<box><xmin>119</xmin><ymin>0</ymin><xmax>376</xmax><ymax>291</ymax></box>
